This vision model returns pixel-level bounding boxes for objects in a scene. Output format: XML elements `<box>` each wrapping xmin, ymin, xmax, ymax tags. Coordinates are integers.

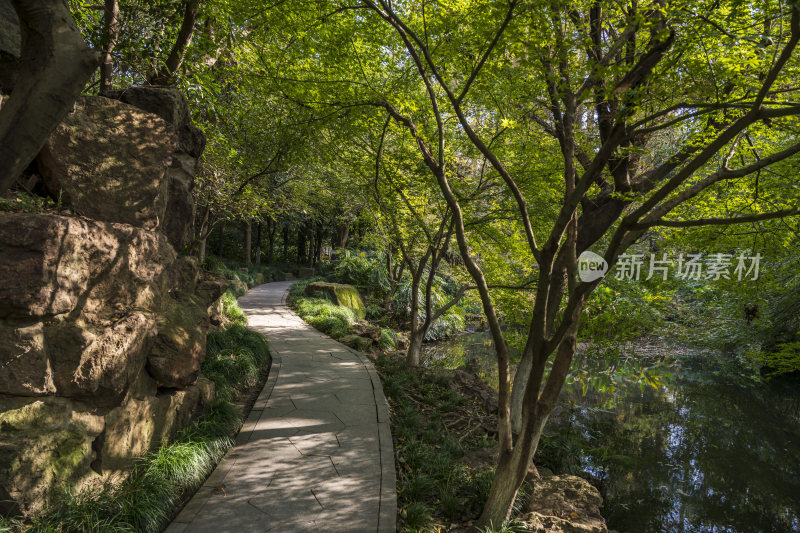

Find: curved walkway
<box><xmin>167</xmin><ymin>281</ymin><xmax>396</xmax><ymax>533</ymax></box>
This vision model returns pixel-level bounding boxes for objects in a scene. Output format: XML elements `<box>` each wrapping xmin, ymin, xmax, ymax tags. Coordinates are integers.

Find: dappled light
<box><xmin>2</xmin><ymin>0</ymin><xmax>800</xmax><ymax>531</ymax></box>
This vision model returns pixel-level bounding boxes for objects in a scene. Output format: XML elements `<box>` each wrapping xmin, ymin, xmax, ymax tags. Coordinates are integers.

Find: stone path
<box><xmin>166</xmin><ymin>281</ymin><xmax>396</xmax><ymax>533</ymax></box>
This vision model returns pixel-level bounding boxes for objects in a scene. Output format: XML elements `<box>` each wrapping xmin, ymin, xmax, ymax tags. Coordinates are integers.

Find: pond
<box><xmin>422</xmin><ymin>332</ymin><xmax>800</xmax><ymax>533</ymax></box>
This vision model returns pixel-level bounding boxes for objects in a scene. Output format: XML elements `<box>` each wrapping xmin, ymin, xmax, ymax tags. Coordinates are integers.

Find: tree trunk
<box><xmin>149</xmin><ymin>0</ymin><xmax>199</xmax><ymax>85</ymax></box>
<box><xmin>307</xmin><ymin>226</ymin><xmax>315</xmax><ymax>268</ymax></box>
<box><xmin>314</xmin><ymin>224</ymin><xmax>324</xmax><ymax>265</ymax></box>
<box><xmin>198</xmin><ymin>234</ymin><xmax>207</xmax><ymax>263</ymax></box>
<box><xmin>478</xmin><ymin>410</ymin><xmax>550</xmax><ymax>527</ymax></box>
<box><xmin>267</xmin><ymin>218</ymin><xmax>276</xmax><ymax>264</ymax></box>
<box><xmin>406</xmin><ymin>266</ymin><xmax>424</xmax><ymax>366</ymax></box>
<box><xmin>510</xmin><ymin>264</ymin><xmax>567</xmax><ymax>433</ymax></box>
<box><xmin>282</xmin><ymin>225</ymin><xmax>289</xmax><ymax>263</ymax></box>
<box><xmin>406</xmin><ymin>328</ymin><xmax>425</xmax><ymax>367</ymax></box>
<box><xmin>478</xmin><ymin>325</ymin><xmax>579</xmax><ymax>527</ymax></box>
<box><xmin>335</xmin><ymin>223</ymin><xmax>350</xmax><ymax>248</ymax></box>
<box><xmin>0</xmin><ymin>0</ymin><xmax>98</xmax><ymax>195</ymax></box>
<box><xmin>254</xmin><ymin>222</ymin><xmax>262</xmax><ymax>265</ymax></box>
<box><xmin>217</xmin><ymin>221</ymin><xmax>225</xmax><ymax>257</ymax></box>
<box><xmin>296</xmin><ymin>226</ymin><xmax>305</xmax><ymax>265</ymax></box>
<box><xmin>99</xmin><ymin>0</ymin><xmax>119</xmax><ymax>94</ymax></box>
<box><xmin>244</xmin><ymin>220</ymin><xmax>252</xmax><ymax>265</ymax></box>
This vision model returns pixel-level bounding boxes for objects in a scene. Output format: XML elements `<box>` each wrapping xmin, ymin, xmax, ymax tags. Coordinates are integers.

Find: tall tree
<box><xmin>268</xmin><ymin>0</ymin><xmax>800</xmax><ymax>524</ymax></box>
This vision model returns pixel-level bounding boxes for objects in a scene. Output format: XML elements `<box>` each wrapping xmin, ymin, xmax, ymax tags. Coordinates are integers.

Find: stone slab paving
<box><xmin>166</xmin><ymin>281</ymin><xmax>396</xmax><ymax>533</ymax></box>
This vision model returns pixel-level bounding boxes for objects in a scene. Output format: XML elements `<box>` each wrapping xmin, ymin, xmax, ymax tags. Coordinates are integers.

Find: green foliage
<box><xmin>220</xmin><ymin>290</ymin><xmax>247</xmax><ymax>326</ymax></box>
<box><xmin>296</xmin><ymin>298</ymin><xmax>357</xmax><ymax>339</ymax></box>
<box><xmin>288</xmin><ymin>278</ymin><xmax>359</xmax><ymax>339</ymax></box>
<box><xmin>331</xmin><ymin>251</ymin><xmax>391</xmax><ymax>296</ymax></box>
<box><xmin>12</xmin><ymin>401</ymin><xmax>236</xmax><ymax>533</ymax></box>
<box><xmin>0</xmin><ymin>191</ymin><xmax>62</xmax><ymax>214</ymax></box>
<box><xmin>204</xmin><ymin>255</ymin><xmax>285</xmax><ymax>289</ymax></box>
<box><xmin>750</xmin><ymin>342</ymin><xmax>800</xmax><ymax>378</ymax></box>
<box><xmin>580</xmin><ymin>278</ymin><xmax>669</xmax><ymax>343</ymax></box>
<box><xmin>203</xmin><ymin>324</ymin><xmax>270</xmax><ymax>403</ymax></box>
<box><xmin>393</xmin><ymin>276</ymin><xmax>466</xmax><ymax>341</ymax></box>
<box><xmin>379</xmin><ymin>328</ymin><xmax>398</xmax><ymax>351</ymax></box>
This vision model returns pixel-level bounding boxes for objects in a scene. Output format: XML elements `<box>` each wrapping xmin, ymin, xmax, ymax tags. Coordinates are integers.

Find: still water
<box><xmin>423</xmin><ymin>332</ymin><xmax>800</xmax><ymax>533</ymax></box>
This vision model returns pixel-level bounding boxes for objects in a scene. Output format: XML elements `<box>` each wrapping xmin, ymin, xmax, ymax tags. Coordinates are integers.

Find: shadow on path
<box><xmin>166</xmin><ymin>281</ymin><xmax>396</xmax><ymax>533</ymax></box>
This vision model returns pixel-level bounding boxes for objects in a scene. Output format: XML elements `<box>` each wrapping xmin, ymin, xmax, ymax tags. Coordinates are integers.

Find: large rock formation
<box><xmin>106</xmin><ymin>86</ymin><xmax>206</xmax><ymax>250</ymax></box>
<box><xmin>520</xmin><ymin>474</ymin><xmax>608</xmax><ymax>533</ymax></box>
<box><xmin>36</xmin><ymin>88</ymin><xmax>203</xmax><ymax>250</ymax></box>
<box><xmin>0</xmin><ymin>0</ymin><xmax>19</xmax><ymax>93</ymax></box>
<box><xmin>0</xmin><ymin>88</ymin><xmax>228</xmax><ymax>515</ymax></box>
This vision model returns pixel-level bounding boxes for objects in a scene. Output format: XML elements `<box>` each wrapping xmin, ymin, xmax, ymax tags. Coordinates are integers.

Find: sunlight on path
<box><xmin>166</xmin><ymin>281</ymin><xmax>396</xmax><ymax>533</ymax></box>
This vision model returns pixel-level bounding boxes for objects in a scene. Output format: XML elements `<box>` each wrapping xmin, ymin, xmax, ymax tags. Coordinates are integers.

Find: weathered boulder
<box><xmin>105</xmin><ymin>86</ymin><xmax>206</xmax><ymax>158</ymax></box>
<box><xmin>0</xmin><ymin>86</ymin><xmax>222</xmax><ymax>515</ymax></box>
<box><xmin>92</xmin><ymin>376</ymin><xmax>214</xmax><ymax>474</ymax></box>
<box><xmin>0</xmin><ymin>397</ymin><xmax>103</xmax><ymax>515</ymax></box>
<box><xmin>103</xmin><ymin>87</ymin><xmax>204</xmax><ymax>249</ymax></box>
<box><xmin>305</xmin><ymin>282</ymin><xmax>366</xmax><ymax>319</ymax></box>
<box><xmin>298</xmin><ymin>267</ymin><xmax>316</xmax><ymax>278</ymax></box>
<box><xmin>37</xmin><ymin>97</ymin><xmax>177</xmax><ymax>232</ymax></box>
<box><xmin>351</xmin><ymin>321</ymin><xmax>382</xmax><ymax>342</ymax></box>
<box><xmin>0</xmin><ymin>214</ymin><xmax>176</xmax><ymax>402</ymax></box>
<box><xmin>0</xmin><ymin>0</ymin><xmax>19</xmax><ymax>93</ymax></box>
<box><xmin>0</xmin><ymin>322</ymin><xmax>51</xmax><ymax>395</ymax></box>
<box><xmin>0</xmin><ymin>213</ymin><xmax>174</xmax><ymax>321</ymax></box>
<box><xmin>44</xmin><ymin>312</ymin><xmax>156</xmax><ymax>404</ymax></box>
<box><xmin>147</xmin><ymin>294</ymin><xmax>210</xmax><ymax>388</ymax></box>
<box><xmin>163</xmin><ymin>154</ymin><xmax>196</xmax><ymax>249</ymax></box>
<box><xmin>228</xmin><ymin>278</ymin><xmax>249</xmax><ymax>297</ymax></box>
<box><xmin>521</xmin><ymin>474</ymin><xmax>608</xmax><ymax>533</ymax></box>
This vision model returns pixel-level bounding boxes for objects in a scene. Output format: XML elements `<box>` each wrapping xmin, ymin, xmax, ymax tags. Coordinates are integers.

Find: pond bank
<box><xmin>423</xmin><ymin>332</ymin><xmax>800</xmax><ymax>532</ymax></box>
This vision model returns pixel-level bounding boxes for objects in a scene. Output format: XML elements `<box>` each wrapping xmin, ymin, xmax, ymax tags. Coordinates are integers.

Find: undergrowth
<box><xmin>376</xmin><ymin>354</ymin><xmax>499</xmax><ymax>531</ymax></box>
<box><xmin>0</xmin><ymin>281</ymin><xmax>269</xmax><ymax>533</ymax></box>
<box><xmin>288</xmin><ymin>277</ymin><xmax>358</xmax><ymax>340</ymax></box>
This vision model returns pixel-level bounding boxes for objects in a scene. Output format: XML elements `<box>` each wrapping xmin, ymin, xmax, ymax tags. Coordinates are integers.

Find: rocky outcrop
<box><xmin>0</xmin><ymin>214</ymin><xmax>174</xmax><ymax>400</ymax></box>
<box><xmin>0</xmin><ymin>88</ymin><xmax>223</xmax><ymax>514</ymax></box>
<box><xmin>0</xmin><ymin>397</ymin><xmax>103</xmax><ymax>515</ymax></box>
<box><xmin>37</xmin><ymin>97</ymin><xmax>177</xmax><ymax>233</ymax></box>
<box><xmin>36</xmin><ymin>88</ymin><xmax>205</xmax><ymax>250</ymax></box>
<box><xmin>521</xmin><ymin>474</ymin><xmax>608</xmax><ymax>533</ymax></box>
<box><xmin>305</xmin><ymin>281</ymin><xmax>366</xmax><ymax>319</ymax></box>
<box><xmin>0</xmin><ymin>0</ymin><xmax>19</xmax><ymax>93</ymax></box>
<box><xmin>106</xmin><ymin>86</ymin><xmax>206</xmax><ymax>250</ymax></box>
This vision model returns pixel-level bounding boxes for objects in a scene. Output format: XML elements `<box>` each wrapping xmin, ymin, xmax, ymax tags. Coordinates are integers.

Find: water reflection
<box><xmin>422</xmin><ymin>333</ymin><xmax>800</xmax><ymax>532</ymax></box>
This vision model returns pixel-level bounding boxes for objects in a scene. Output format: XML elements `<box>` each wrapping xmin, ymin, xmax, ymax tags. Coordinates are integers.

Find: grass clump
<box><xmin>288</xmin><ymin>278</ymin><xmax>358</xmax><ymax>340</ymax></box>
<box><xmin>0</xmin><ymin>286</ymin><xmax>269</xmax><ymax>533</ymax></box>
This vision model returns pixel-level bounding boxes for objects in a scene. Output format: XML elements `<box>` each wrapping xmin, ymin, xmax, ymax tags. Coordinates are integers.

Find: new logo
<box><xmin>577</xmin><ymin>251</ymin><xmax>608</xmax><ymax>282</ymax></box>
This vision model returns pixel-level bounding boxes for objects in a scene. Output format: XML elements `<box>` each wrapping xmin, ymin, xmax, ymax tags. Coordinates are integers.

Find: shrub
<box><xmin>331</xmin><ymin>251</ymin><xmax>391</xmax><ymax>296</ymax></box>
<box><xmin>379</xmin><ymin>328</ymin><xmax>398</xmax><ymax>351</ymax></box>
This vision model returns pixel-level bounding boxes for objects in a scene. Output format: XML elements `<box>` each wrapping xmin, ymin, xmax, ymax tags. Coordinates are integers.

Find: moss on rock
<box><xmin>305</xmin><ymin>282</ymin><xmax>366</xmax><ymax>319</ymax></box>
